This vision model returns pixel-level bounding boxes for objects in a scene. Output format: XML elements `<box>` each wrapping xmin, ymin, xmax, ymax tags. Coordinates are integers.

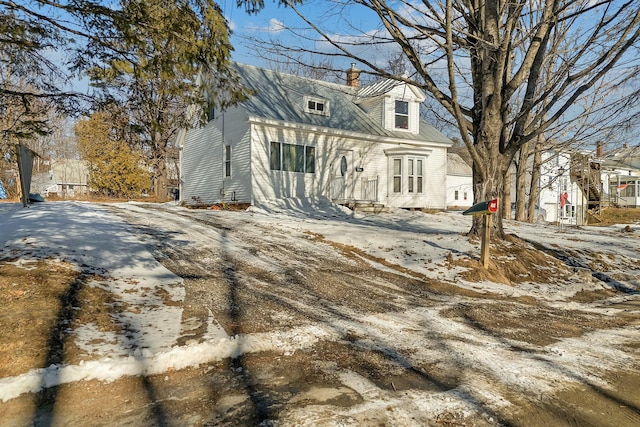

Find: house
<box><xmin>538</xmin><ymin>150</ymin><xmax>589</xmax><ymax>225</ymax></box>
<box><xmin>32</xmin><ymin>159</ymin><xmax>89</xmax><ymax>197</ymax></box>
<box><xmin>599</xmin><ymin>143</ymin><xmax>640</xmax><ymax>208</ymax></box>
<box><xmin>446</xmin><ymin>153</ymin><xmax>473</xmax><ymax>209</ymax></box>
<box><xmin>178</xmin><ymin>63</ymin><xmax>453</xmax><ymax>210</ymax></box>
<box><xmin>536</xmin><ymin>142</ymin><xmax>640</xmax><ymax>225</ymax></box>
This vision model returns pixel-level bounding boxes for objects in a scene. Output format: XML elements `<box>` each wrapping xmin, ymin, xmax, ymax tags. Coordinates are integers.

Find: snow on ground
<box><xmin>0</xmin><ymin>198</ymin><xmax>639</xmax><ymax>421</ymax></box>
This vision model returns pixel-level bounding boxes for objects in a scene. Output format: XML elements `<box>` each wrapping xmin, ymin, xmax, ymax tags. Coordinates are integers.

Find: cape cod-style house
<box><xmin>178</xmin><ymin>63</ymin><xmax>452</xmax><ymax>210</ymax></box>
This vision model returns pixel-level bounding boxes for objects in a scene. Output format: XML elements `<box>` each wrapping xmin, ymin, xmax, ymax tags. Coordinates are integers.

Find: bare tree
<box><xmin>242</xmin><ymin>0</ymin><xmax>640</xmax><ymax>237</ymax></box>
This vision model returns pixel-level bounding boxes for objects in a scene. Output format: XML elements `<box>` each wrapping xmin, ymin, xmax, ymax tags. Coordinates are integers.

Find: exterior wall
<box><xmin>181</xmin><ymin>107</ymin><xmax>252</xmax><ymax>206</ymax></box>
<box><xmin>539</xmin><ymin>151</ymin><xmax>587</xmax><ymax>224</ymax></box>
<box><xmin>250</xmin><ymin>125</ymin><xmax>322</xmax><ymax>202</ymax></box>
<box><xmin>446</xmin><ymin>175</ymin><xmax>473</xmax><ymax>208</ymax></box>
<box><xmin>248</xmin><ymin>123</ymin><xmax>449</xmax><ymax>209</ymax></box>
<box><xmin>384</xmin><ymin>146</ymin><xmax>448</xmax><ymax>209</ymax></box>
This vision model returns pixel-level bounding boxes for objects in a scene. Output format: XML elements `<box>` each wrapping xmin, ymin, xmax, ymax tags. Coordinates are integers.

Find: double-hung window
<box><xmin>224</xmin><ymin>145</ymin><xmax>231</xmax><ymax>177</ymax></box>
<box><xmin>393</xmin><ymin>158</ymin><xmax>402</xmax><ymax>192</ymax></box>
<box><xmin>407</xmin><ymin>158</ymin><xmax>423</xmax><ymax>193</ymax></box>
<box><xmin>395</xmin><ymin>100</ymin><xmax>409</xmax><ymax>129</ymax></box>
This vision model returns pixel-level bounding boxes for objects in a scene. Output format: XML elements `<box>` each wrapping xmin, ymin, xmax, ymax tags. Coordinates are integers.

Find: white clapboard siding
<box><xmin>250</xmin><ymin>124</ymin><xmax>323</xmax><ymax>203</ymax></box>
<box><xmin>182</xmin><ymin>107</ymin><xmax>252</xmax><ymax>206</ymax></box>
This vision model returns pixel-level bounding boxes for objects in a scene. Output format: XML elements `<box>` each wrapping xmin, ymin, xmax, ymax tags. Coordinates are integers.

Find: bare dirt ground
<box><xmin>1</xmin><ymin>203</ymin><xmax>639</xmax><ymax>426</ymax></box>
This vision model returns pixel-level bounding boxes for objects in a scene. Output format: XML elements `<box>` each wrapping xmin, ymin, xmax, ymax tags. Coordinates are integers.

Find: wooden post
<box><xmin>462</xmin><ymin>199</ymin><xmax>498</xmax><ymax>269</ymax></box>
<box><xmin>481</xmin><ymin>214</ymin><xmax>491</xmax><ymax>268</ymax></box>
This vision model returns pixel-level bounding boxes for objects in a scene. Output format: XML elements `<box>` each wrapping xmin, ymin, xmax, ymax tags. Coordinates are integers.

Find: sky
<box><xmin>224</xmin><ymin>0</ymin><xmax>387</xmax><ymax>72</ymax></box>
<box><xmin>0</xmin><ymin>198</ymin><xmax>638</xmax><ymax>424</ymax></box>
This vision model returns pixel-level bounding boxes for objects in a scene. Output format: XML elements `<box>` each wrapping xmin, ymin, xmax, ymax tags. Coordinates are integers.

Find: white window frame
<box><xmin>224</xmin><ymin>144</ymin><xmax>231</xmax><ymax>177</ymax></box>
<box><xmin>394</xmin><ymin>100</ymin><xmax>409</xmax><ymax>129</ymax></box>
<box><xmin>407</xmin><ymin>157</ymin><xmax>423</xmax><ymax>193</ymax></box>
<box><xmin>393</xmin><ymin>158</ymin><xmax>402</xmax><ymax>193</ymax></box>
<box><xmin>270</xmin><ymin>141</ymin><xmax>316</xmax><ymax>174</ymax></box>
<box><xmin>304</xmin><ymin>96</ymin><xmax>330</xmax><ymax>116</ymax></box>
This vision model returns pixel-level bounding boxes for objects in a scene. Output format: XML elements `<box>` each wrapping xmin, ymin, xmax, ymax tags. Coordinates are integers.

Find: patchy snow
<box><xmin>0</xmin><ymin>198</ymin><xmax>639</xmax><ymax>424</ymax></box>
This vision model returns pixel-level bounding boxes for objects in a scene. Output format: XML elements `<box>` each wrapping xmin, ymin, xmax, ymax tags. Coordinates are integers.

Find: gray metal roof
<box><xmin>447</xmin><ymin>153</ymin><xmax>472</xmax><ymax>176</ymax></box>
<box><xmin>230</xmin><ymin>63</ymin><xmax>451</xmax><ymax>145</ymax></box>
<box><xmin>599</xmin><ymin>144</ymin><xmax>640</xmax><ymax>174</ymax></box>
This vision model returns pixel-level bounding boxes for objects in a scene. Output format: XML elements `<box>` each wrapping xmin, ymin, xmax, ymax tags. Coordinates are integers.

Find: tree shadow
<box><xmin>524</xmin><ymin>238</ymin><xmax>639</xmax><ymax>294</ymax></box>
<box><xmin>219</xmin><ymin>233</ymin><xmax>275</xmax><ymax>424</ymax></box>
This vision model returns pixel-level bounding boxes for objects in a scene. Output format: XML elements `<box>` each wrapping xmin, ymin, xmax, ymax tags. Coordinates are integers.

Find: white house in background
<box><xmin>538</xmin><ymin>150</ymin><xmax>588</xmax><ymax>225</ymax></box>
<box><xmin>32</xmin><ymin>159</ymin><xmax>89</xmax><ymax>197</ymax></box>
<box><xmin>446</xmin><ymin>153</ymin><xmax>473</xmax><ymax>209</ymax></box>
<box><xmin>178</xmin><ymin>63</ymin><xmax>453</xmax><ymax>210</ymax></box>
<box><xmin>600</xmin><ymin>143</ymin><xmax>640</xmax><ymax>208</ymax></box>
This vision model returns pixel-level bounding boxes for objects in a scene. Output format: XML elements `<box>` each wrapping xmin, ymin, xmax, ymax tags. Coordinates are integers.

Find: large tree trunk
<box><xmin>153</xmin><ymin>158</ymin><xmax>168</xmax><ymax>199</ymax></box>
<box><xmin>515</xmin><ymin>141</ymin><xmax>530</xmax><ymax>221</ymax></box>
<box><xmin>471</xmin><ymin>138</ymin><xmax>510</xmax><ymax>238</ymax></box>
<box><xmin>527</xmin><ymin>136</ymin><xmax>544</xmax><ymax>222</ymax></box>
<box><xmin>501</xmin><ymin>168</ymin><xmax>510</xmax><ymax>221</ymax></box>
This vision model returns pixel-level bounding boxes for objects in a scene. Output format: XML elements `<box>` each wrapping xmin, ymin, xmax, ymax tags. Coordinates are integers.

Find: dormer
<box><xmin>353</xmin><ymin>74</ymin><xmax>426</xmax><ymax>135</ymax></box>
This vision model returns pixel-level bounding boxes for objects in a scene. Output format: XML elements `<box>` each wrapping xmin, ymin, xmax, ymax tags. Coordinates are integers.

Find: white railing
<box><xmin>361</xmin><ymin>176</ymin><xmax>378</xmax><ymax>201</ymax></box>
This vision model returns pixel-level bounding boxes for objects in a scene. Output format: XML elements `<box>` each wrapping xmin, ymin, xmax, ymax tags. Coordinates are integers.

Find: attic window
<box><xmin>395</xmin><ymin>100</ymin><xmax>409</xmax><ymax>129</ymax></box>
<box><xmin>304</xmin><ymin>96</ymin><xmax>329</xmax><ymax>116</ymax></box>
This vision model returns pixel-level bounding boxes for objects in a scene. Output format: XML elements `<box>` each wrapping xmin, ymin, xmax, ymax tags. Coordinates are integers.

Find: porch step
<box><xmin>343</xmin><ymin>202</ymin><xmax>389</xmax><ymax>214</ymax></box>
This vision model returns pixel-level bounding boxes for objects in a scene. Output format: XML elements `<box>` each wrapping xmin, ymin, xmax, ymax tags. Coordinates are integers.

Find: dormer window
<box><xmin>304</xmin><ymin>96</ymin><xmax>329</xmax><ymax>116</ymax></box>
<box><xmin>395</xmin><ymin>100</ymin><xmax>409</xmax><ymax>129</ymax></box>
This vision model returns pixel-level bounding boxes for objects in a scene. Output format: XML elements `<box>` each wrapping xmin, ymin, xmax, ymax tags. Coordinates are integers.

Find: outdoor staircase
<box><xmin>571</xmin><ymin>154</ymin><xmax>603</xmax><ymax>215</ymax></box>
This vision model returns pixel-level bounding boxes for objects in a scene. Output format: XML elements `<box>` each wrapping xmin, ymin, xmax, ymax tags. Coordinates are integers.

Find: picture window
<box><xmin>270</xmin><ymin>141</ymin><xmax>315</xmax><ymax>174</ymax></box>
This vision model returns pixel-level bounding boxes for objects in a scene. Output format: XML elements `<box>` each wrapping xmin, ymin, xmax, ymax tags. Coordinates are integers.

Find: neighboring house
<box><xmin>446</xmin><ymin>153</ymin><xmax>473</xmax><ymax>209</ymax></box>
<box><xmin>32</xmin><ymin>159</ymin><xmax>89</xmax><ymax>197</ymax></box>
<box><xmin>178</xmin><ymin>63</ymin><xmax>453</xmax><ymax>210</ymax></box>
<box><xmin>538</xmin><ymin>150</ymin><xmax>588</xmax><ymax>225</ymax></box>
<box><xmin>537</xmin><ymin>142</ymin><xmax>640</xmax><ymax>225</ymax></box>
<box><xmin>599</xmin><ymin>143</ymin><xmax>640</xmax><ymax>208</ymax></box>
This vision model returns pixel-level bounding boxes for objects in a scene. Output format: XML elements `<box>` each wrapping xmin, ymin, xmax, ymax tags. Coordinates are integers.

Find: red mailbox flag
<box><xmin>488</xmin><ymin>199</ymin><xmax>498</xmax><ymax>213</ymax></box>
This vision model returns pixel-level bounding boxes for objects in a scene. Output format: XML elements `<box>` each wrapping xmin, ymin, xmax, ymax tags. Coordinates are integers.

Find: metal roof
<box><xmin>447</xmin><ymin>153</ymin><xmax>472</xmax><ymax>176</ymax></box>
<box><xmin>230</xmin><ymin>63</ymin><xmax>451</xmax><ymax>145</ymax></box>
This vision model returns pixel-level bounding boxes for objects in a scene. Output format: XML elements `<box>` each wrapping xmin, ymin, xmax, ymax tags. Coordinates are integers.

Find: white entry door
<box><xmin>331</xmin><ymin>150</ymin><xmax>353</xmax><ymax>200</ymax></box>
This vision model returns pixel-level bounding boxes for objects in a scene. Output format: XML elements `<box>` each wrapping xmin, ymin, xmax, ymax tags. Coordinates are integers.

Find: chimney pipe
<box><xmin>346</xmin><ymin>63</ymin><xmax>361</xmax><ymax>88</ymax></box>
<box><xmin>596</xmin><ymin>141</ymin><xmax>603</xmax><ymax>158</ymax></box>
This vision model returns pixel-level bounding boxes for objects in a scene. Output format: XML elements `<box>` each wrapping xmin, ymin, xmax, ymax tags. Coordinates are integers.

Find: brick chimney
<box><xmin>596</xmin><ymin>141</ymin><xmax>603</xmax><ymax>158</ymax></box>
<box><xmin>346</xmin><ymin>63</ymin><xmax>361</xmax><ymax>88</ymax></box>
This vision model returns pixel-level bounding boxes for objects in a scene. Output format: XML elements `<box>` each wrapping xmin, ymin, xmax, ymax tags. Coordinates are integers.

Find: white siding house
<box><xmin>538</xmin><ymin>150</ymin><xmax>588</xmax><ymax>225</ymax></box>
<box><xmin>446</xmin><ymin>153</ymin><xmax>473</xmax><ymax>209</ymax></box>
<box><xmin>31</xmin><ymin>159</ymin><xmax>90</xmax><ymax>197</ymax></box>
<box><xmin>600</xmin><ymin>144</ymin><xmax>640</xmax><ymax>208</ymax></box>
<box><xmin>179</xmin><ymin>63</ymin><xmax>452</xmax><ymax>209</ymax></box>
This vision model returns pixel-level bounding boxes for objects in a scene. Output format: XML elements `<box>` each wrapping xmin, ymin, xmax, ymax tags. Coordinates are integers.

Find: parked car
<box><xmin>511</xmin><ymin>202</ymin><xmax>547</xmax><ymax>223</ymax></box>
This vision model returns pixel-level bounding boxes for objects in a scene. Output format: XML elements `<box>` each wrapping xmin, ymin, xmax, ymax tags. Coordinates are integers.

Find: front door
<box><xmin>331</xmin><ymin>150</ymin><xmax>353</xmax><ymax>200</ymax></box>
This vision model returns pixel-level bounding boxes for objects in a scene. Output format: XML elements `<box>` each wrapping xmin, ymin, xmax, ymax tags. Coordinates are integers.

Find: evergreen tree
<box><xmin>75</xmin><ymin>111</ymin><xmax>150</xmax><ymax>198</ymax></box>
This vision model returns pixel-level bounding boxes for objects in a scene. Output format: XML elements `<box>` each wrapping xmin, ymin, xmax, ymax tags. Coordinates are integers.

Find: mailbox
<box><xmin>462</xmin><ymin>199</ymin><xmax>498</xmax><ymax>216</ymax></box>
